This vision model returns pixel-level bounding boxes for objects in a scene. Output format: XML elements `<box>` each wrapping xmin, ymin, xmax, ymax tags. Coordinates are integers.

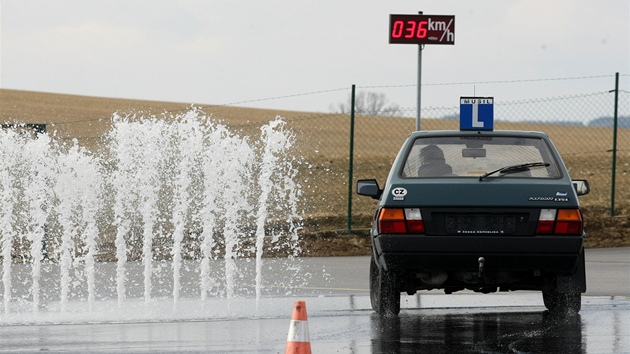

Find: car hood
<box><xmin>381</xmin><ymin>178</ymin><xmax>580</xmax><ymax>208</ymax></box>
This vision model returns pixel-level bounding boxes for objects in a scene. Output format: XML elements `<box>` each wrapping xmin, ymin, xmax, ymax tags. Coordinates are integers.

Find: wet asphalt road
<box><xmin>0</xmin><ymin>296</ymin><xmax>627</xmax><ymax>353</ymax></box>
<box><xmin>0</xmin><ymin>247</ymin><xmax>627</xmax><ymax>353</ymax></box>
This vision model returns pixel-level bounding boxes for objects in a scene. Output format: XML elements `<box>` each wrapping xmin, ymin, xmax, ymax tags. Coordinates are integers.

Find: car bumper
<box><xmin>374</xmin><ymin>234</ymin><xmax>584</xmax><ymax>274</ymax></box>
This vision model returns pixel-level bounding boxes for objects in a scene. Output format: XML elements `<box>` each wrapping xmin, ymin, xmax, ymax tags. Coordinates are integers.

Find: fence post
<box><xmin>347</xmin><ymin>85</ymin><xmax>356</xmax><ymax>232</ymax></box>
<box><xmin>610</xmin><ymin>72</ymin><xmax>619</xmax><ymax>217</ymax></box>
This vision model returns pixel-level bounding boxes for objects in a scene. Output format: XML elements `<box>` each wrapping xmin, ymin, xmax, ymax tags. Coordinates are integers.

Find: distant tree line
<box><xmin>588</xmin><ymin>116</ymin><xmax>630</xmax><ymax>128</ymax></box>
<box><xmin>330</xmin><ymin>91</ymin><xmax>400</xmax><ymax>116</ymax></box>
<box><xmin>441</xmin><ymin>114</ymin><xmax>630</xmax><ymax>128</ymax></box>
<box><xmin>330</xmin><ymin>92</ymin><xmax>629</xmax><ymax>128</ymax></box>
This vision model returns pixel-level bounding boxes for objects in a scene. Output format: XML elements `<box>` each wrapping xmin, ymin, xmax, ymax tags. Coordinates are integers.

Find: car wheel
<box><xmin>370</xmin><ymin>257</ymin><xmax>401</xmax><ymax>316</ymax></box>
<box><xmin>542</xmin><ymin>291</ymin><xmax>581</xmax><ymax>314</ymax></box>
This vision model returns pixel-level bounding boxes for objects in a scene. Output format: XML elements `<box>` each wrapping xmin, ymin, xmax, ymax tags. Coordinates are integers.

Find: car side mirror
<box><xmin>357</xmin><ymin>179</ymin><xmax>383</xmax><ymax>200</ymax></box>
<box><xmin>572</xmin><ymin>180</ymin><xmax>590</xmax><ymax>196</ymax></box>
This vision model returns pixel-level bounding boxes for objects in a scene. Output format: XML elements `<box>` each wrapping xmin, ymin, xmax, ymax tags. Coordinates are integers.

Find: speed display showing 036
<box><xmin>389</xmin><ymin>14</ymin><xmax>455</xmax><ymax>45</ymax></box>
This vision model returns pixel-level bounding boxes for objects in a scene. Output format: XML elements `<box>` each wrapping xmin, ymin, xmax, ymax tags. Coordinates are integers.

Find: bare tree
<box><xmin>329</xmin><ymin>91</ymin><xmax>400</xmax><ymax>116</ymax></box>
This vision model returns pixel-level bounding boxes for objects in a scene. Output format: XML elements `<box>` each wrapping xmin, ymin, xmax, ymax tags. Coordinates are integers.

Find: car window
<box><xmin>400</xmin><ymin>136</ymin><xmax>561</xmax><ymax>178</ymax></box>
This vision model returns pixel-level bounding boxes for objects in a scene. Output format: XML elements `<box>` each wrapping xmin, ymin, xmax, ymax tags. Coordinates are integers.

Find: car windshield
<box><xmin>400</xmin><ymin>135</ymin><xmax>561</xmax><ymax>178</ymax></box>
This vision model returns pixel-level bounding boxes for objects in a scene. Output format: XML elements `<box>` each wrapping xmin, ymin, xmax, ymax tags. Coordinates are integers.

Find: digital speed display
<box><xmin>389</xmin><ymin>14</ymin><xmax>455</xmax><ymax>45</ymax></box>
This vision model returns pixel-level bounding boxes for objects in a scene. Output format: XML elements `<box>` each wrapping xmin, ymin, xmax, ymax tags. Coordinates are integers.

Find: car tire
<box><xmin>542</xmin><ymin>291</ymin><xmax>581</xmax><ymax>314</ymax></box>
<box><xmin>370</xmin><ymin>257</ymin><xmax>401</xmax><ymax>316</ymax></box>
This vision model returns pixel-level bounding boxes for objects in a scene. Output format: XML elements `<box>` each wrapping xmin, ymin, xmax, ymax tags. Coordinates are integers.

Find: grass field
<box><xmin>1</xmin><ymin>89</ymin><xmax>628</xmax><ymax>252</ymax></box>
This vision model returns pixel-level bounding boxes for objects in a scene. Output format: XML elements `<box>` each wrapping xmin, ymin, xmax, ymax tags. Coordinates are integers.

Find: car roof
<box><xmin>408</xmin><ymin>130</ymin><xmax>549</xmax><ymax>139</ymax></box>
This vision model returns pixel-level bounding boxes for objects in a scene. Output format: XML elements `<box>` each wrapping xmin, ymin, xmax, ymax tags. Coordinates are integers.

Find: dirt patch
<box><xmin>582</xmin><ymin>205</ymin><xmax>630</xmax><ymax>248</ymax></box>
<box><xmin>299</xmin><ymin>231</ymin><xmax>372</xmax><ymax>257</ymax></box>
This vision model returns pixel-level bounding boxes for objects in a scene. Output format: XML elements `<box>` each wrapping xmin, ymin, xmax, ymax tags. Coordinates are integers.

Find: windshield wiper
<box><xmin>479</xmin><ymin>162</ymin><xmax>550</xmax><ymax>181</ymax></box>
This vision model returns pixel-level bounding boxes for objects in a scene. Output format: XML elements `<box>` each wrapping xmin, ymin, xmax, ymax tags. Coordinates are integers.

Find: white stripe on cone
<box><xmin>287</xmin><ymin>319</ymin><xmax>310</xmax><ymax>342</ymax></box>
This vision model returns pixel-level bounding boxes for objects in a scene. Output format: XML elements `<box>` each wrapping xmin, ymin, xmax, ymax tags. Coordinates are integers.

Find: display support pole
<box><xmin>416</xmin><ymin>10</ymin><xmax>424</xmax><ymax>132</ymax></box>
<box><xmin>417</xmin><ymin>43</ymin><xmax>423</xmax><ymax>131</ymax></box>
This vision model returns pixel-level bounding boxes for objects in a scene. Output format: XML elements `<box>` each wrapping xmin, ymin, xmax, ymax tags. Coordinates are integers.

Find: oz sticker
<box><xmin>392</xmin><ymin>187</ymin><xmax>407</xmax><ymax>200</ymax></box>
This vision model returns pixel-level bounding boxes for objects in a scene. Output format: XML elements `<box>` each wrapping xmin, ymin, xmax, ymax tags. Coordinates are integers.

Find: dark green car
<box><xmin>357</xmin><ymin>130</ymin><xmax>590</xmax><ymax>316</ymax></box>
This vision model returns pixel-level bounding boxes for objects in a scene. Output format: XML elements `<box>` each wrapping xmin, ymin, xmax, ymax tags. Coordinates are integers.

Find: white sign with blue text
<box><xmin>460</xmin><ymin>97</ymin><xmax>494</xmax><ymax>131</ymax></box>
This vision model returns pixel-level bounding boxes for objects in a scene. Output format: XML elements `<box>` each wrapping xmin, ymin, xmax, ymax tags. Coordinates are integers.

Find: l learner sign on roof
<box><xmin>460</xmin><ymin>97</ymin><xmax>494</xmax><ymax>131</ymax></box>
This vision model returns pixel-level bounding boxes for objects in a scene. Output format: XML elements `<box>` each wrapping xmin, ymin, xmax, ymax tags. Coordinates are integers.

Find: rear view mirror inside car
<box><xmin>462</xmin><ymin>148</ymin><xmax>486</xmax><ymax>158</ymax></box>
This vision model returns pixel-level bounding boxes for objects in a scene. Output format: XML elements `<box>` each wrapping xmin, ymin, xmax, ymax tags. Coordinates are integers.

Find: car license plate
<box><xmin>446</xmin><ymin>215</ymin><xmax>517</xmax><ymax>234</ymax></box>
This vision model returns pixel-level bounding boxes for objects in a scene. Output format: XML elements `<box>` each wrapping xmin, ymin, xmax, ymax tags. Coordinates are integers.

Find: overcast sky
<box><xmin>1</xmin><ymin>0</ymin><xmax>628</xmax><ymax>113</ymax></box>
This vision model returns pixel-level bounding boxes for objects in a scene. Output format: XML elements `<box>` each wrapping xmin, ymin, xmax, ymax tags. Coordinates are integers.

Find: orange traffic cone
<box><xmin>285</xmin><ymin>300</ymin><xmax>312</xmax><ymax>354</ymax></box>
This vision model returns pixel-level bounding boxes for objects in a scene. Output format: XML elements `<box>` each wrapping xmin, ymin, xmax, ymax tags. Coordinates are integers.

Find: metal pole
<box><xmin>415</xmin><ymin>11</ymin><xmax>424</xmax><ymax>131</ymax></box>
<box><xmin>417</xmin><ymin>44</ymin><xmax>423</xmax><ymax>131</ymax></box>
<box><xmin>347</xmin><ymin>84</ymin><xmax>356</xmax><ymax>232</ymax></box>
<box><xmin>610</xmin><ymin>72</ymin><xmax>619</xmax><ymax>217</ymax></box>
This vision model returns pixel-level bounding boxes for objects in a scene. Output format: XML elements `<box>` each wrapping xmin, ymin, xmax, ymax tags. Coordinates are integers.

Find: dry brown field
<box><xmin>1</xmin><ymin>89</ymin><xmax>628</xmax><ymax>254</ymax></box>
